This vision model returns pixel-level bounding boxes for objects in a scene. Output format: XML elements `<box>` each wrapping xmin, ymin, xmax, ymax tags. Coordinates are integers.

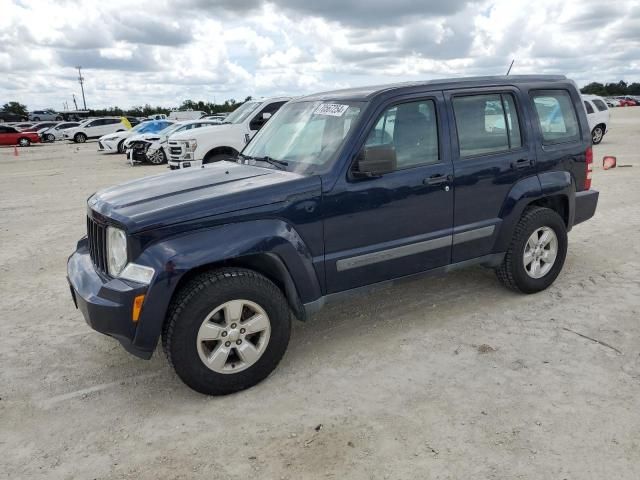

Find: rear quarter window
<box><xmin>531</xmin><ymin>90</ymin><xmax>580</xmax><ymax>145</ymax></box>
<box><xmin>592</xmin><ymin>99</ymin><xmax>608</xmax><ymax>112</ymax></box>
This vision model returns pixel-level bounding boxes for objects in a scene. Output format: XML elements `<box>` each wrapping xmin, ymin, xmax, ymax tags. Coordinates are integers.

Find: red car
<box><xmin>0</xmin><ymin>125</ymin><xmax>41</xmax><ymax>146</ymax></box>
<box><xmin>617</xmin><ymin>97</ymin><xmax>638</xmax><ymax>107</ymax></box>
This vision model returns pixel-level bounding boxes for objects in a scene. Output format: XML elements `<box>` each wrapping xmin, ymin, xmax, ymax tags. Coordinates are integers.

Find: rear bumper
<box><xmin>67</xmin><ymin>239</ymin><xmax>152</xmax><ymax>359</ymax></box>
<box><xmin>573</xmin><ymin>189</ymin><xmax>599</xmax><ymax>226</ymax></box>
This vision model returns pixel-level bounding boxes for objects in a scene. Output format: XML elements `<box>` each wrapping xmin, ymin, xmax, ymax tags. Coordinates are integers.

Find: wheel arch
<box><xmin>130</xmin><ymin>220</ymin><xmax>321</xmax><ymax>354</ymax></box>
<box><xmin>203</xmin><ymin>146</ymin><xmax>239</xmax><ymax>162</ymax></box>
<box><xmin>494</xmin><ymin>172</ymin><xmax>575</xmax><ymax>253</ymax></box>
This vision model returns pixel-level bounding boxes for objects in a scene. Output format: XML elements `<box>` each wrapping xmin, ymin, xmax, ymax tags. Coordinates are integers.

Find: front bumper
<box><xmin>67</xmin><ymin>238</ymin><xmax>152</xmax><ymax>359</ymax></box>
<box><xmin>168</xmin><ymin>159</ymin><xmax>202</xmax><ymax>170</ymax></box>
<box><xmin>573</xmin><ymin>189</ymin><xmax>599</xmax><ymax>226</ymax></box>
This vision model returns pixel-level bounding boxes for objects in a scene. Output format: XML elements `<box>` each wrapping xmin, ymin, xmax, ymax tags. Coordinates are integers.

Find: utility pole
<box><xmin>76</xmin><ymin>66</ymin><xmax>87</xmax><ymax>110</ymax></box>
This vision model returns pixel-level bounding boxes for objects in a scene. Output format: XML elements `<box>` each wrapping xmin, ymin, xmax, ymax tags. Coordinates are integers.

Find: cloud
<box><xmin>0</xmin><ymin>0</ymin><xmax>639</xmax><ymax>110</ymax></box>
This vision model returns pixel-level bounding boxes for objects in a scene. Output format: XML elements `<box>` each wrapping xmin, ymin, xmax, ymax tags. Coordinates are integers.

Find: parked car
<box><xmin>0</xmin><ymin>125</ymin><xmax>41</xmax><ymax>146</ymax></box>
<box><xmin>604</xmin><ymin>97</ymin><xmax>621</xmax><ymax>107</ymax></box>
<box><xmin>21</xmin><ymin>121</ymin><xmax>60</xmax><ymax>133</ymax></box>
<box><xmin>28</xmin><ymin>110</ymin><xmax>63</xmax><ymax>121</ymax></box>
<box><xmin>63</xmin><ymin>117</ymin><xmax>127</xmax><ymax>143</ymax></box>
<box><xmin>167</xmin><ymin>97</ymin><xmax>290</xmax><ymax>169</ymax></box>
<box><xmin>68</xmin><ymin>75</ymin><xmax>599</xmax><ymax>395</ymax></box>
<box><xmin>124</xmin><ymin>120</ymin><xmax>223</xmax><ymax>164</ymax></box>
<box><xmin>615</xmin><ymin>97</ymin><xmax>637</xmax><ymax>107</ymax></box>
<box><xmin>97</xmin><ymin>120</ymin><xmax>173</xmax><ymax>153</ymax></box>
<box><xmin>12</xmin><ymin>122</ymin><xmax>35</xmax><ymax>130</ymax></box>
<box><xmin>0</xmin><ymin>110</ymin><xmax>27</xmax><ymax>123</ymax></box>
<box><xmin>40</xmin><ymin>122</ymin><xmax>81</xmax><ymax>142</ymax></box>
<box><xmin>168</xmin><ymin>110</ymin><xmax>207</xmax><ymax>121</ymax></box>
<box><xmin>582</xmin><ymin>95</ymin><xmax>609</xmax><ymax>144</ymax></box>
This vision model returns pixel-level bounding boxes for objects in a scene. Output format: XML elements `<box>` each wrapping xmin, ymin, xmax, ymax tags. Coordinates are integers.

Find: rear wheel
<box><xmin>496</xmin><ymin>207</ymin><xmax>567</xmax><ymax>293</ymax></box>
<box><xmin>591</xmin><ymin>126</ymin><xmax>604</xmax><ymax>144</ymax></box>
<box><xmin>74</xmin><ymin>133</ymin><xmax>86</xmax><ymax>143</ymax></box>
<box><xmin>18</xmin><ymin>138</ymin><xmax>31</xmax><ymax>147</ymax></box>
<box><xmin>162</xmin><ymin>268</ymin><xmax>291</xmax><ymax>395</ymax></box>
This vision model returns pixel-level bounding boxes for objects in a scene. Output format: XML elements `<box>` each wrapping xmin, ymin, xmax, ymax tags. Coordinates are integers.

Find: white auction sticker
<box><xmin>314</xmin><ymin>103</ymin><xmax>349</xmax><ymax>116</ymax></box>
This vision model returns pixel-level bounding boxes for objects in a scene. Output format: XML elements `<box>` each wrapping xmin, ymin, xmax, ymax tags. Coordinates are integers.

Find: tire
<box><xmin>496</xmin><ymin>207</ymin><xmax>568</xmax><ymax>294</ymax></box>
<box><xmin>74</xmin><ymin>133</ymin><xmax>87</xmax><ymax>143</ymax></box>
<box><xmin>162</xmin><ymin>268</ymin><xmax>291</xmax><ymax>395</ymax></box>
<box><xmin>591</xmin><ymin>126</ymin><xmax>604</xmax><ymax>145</ymax></box>
<box><xmin>46</xmin><ymin>133</ymin><xmax>55</xmax><ymax>142</ymax></box>
<box><xmin>18</xmin><ymin>138</ymin><xmax>31</xmax><ymax>147</ymax></box>
<box><xmin>146</xmin><ymin>148</ymin><xmax>166</xmax><ymax>165</ymax></box>
<box><xmin>117</xmin><ymin>140</ymin><xmax>126</xmax><ymax>154</ymax></box>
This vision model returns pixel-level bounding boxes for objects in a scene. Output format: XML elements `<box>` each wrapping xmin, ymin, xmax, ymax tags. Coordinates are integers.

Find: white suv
<box><xmin>167</xmin><ymin>97</ymin><xmax>289</xmax><ymax>169</ymax></box>
<box><xmin>582</xmin><ymin>95</ymin><xmax>609</xmax><ymax>144</ymax></box>
<box><xmin>63</xmin><ymin>117</ymin><xmax>127</xmax><ymax>143</ymax></box>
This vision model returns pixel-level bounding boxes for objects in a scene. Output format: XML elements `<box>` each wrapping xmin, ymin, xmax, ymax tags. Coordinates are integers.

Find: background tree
<box><xmin>2</xmin><ymin>101</ymin><xmax>28</xmax><ymax>116</ymax></box>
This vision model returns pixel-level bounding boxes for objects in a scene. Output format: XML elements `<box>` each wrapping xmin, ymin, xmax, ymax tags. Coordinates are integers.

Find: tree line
<box><xmin>580</xmin><ymin>81</ymin><xmax>640</xmax><ymax>97</ymax></box>
<box><xmin>2</xmin><ymin>97</ymin><xmax>252</xmax><ymax>117</ymax></box>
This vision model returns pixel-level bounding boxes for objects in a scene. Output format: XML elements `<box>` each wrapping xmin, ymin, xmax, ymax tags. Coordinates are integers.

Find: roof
<box><xmin>297</xmin><ymin>75</ymin><xmax>569</xmax><ymax>102</ymax></box>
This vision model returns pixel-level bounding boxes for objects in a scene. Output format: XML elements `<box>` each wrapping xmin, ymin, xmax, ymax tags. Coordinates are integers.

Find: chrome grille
<box><xmin>169</xmin><ymin>146</ymin><xmax>182</xmax><ymax>156</ymax></box>
<box><xmin>87</xmin><ymin>216</ymin><xmax>108</xmax><ymax>273</ymax></box>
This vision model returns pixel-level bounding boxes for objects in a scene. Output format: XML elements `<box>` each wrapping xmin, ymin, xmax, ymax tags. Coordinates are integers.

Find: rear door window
<box><xmin>531</xmin><ymin>90</ymin><xmax>580</xmax><ymax>144</ymax></box>
<box><xmin>452</xmin><ymin>93</ymin><xmax>522</xmax><ymax>158</ymax></box>
<box><xmin>592</xmin><ymin>99</ymin><xmax>608</xmax><ymax>111</ymax></box>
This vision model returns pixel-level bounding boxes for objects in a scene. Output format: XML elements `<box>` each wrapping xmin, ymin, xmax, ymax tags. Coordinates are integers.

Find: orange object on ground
<box><xmin>603</xmin><ymin>156</ymin><xmax>617</xmax><ymax>170</ymax></box>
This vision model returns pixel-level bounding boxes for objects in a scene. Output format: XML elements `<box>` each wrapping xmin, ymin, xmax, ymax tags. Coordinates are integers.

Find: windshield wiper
<box><xmin>239</xmin><ymin>154</ymin><xmax>288</xmax><ymax>170</ymax></box>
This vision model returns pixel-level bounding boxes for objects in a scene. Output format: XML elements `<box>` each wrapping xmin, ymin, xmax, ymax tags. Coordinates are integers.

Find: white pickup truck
<box><xmin>167</xmin><ymin>97</ymin><xmax>289</xmax><ymax>169</ymax></box>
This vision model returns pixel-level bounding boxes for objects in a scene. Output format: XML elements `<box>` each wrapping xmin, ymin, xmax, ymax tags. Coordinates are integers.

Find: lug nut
<box><xmin>221</xmin><ymin>331</ymin><xmax>228</xmax><ymax>337</ymax></box>
<box><xmin>225</xmin><ymin>341</ymin><xmax>231</xmax><ymax>347</ymax></box>
<box><xmin>236</xmin><ymin>340</ymin><xmax>242</xmax><ymax>345</ymax></box>
<box><xmin>240</xmin><ymin>328</ymin><xmax>246</xmax><ymax>334</ymax></box>
<box><xmin>230</xmin><ymin>323</ymin><xmax>237</xmax><ymax>329</ymax></box>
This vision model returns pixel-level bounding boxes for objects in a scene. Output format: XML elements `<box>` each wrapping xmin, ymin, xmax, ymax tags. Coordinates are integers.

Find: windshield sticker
<box><xmin>314</xmin><ymin>103</ymin><xmax>350</xmax><ymax>117</ymax></box>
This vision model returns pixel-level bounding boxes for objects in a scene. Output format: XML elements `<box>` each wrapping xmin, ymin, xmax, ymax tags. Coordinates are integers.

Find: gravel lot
<box><xmin>2</xmin><ymin>109</ymin><xmax>640</xmax><ymax>479</ymax></box>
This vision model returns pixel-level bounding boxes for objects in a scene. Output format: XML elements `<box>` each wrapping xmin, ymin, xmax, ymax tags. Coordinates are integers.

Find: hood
<box><xmin>170</xmin><ymin>124</ymin><xmax>235</xmax><ymax>141</ymax></box>
<box><xmin>100</xmin><ymin>130</ymin><xmax>131</xmax><ymax>141</ymax></box>
<box><xmin>89</xmin><ymin>161</ymin><xmax>320</xmax><ymax>233</ymax></box>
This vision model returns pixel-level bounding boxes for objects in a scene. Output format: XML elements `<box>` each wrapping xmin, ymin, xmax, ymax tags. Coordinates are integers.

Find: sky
<box><xmin>1</xmin><ymin>0</ymin><xmax>639</xmax><ymax>110</ymax></box>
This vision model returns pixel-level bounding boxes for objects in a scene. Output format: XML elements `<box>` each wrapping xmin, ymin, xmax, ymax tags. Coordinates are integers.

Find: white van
<box><xmin>582</xmin><ymin>95</ymin><xmax>610</xmax><ymax>145</ymax></box>
<box><xmin>168</xmin><ymin>110</ymin><xmax>207</xmax><ymax>121</ymax></box>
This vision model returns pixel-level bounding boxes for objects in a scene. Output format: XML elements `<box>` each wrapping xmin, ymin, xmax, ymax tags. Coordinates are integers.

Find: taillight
<box><xmin>585</xmin><ymin>146</ymin><xmax>593</xmax><ymax>190</ymax></box>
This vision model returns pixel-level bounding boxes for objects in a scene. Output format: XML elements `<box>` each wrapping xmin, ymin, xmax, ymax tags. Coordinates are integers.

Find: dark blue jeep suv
<box><xmin>68</xmin><ymin>75</ymin><xmax>598</xmax><ymax>395</ymax></box>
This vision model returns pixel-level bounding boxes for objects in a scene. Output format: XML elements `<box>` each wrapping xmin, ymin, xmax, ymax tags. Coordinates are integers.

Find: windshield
<box><xmin>223</xmin><ymin>101</ymin><xmax>261</xmax><ymax>124</ymax></box>
<box><xmin>137</xmin><ymin>121</ymin><xmax>172</xmax><ymax>133</ymax></box>
<box><xmin>241</xmin><ymin>100</ymin><xmax>364</xmax><ymax>174</ymax></box>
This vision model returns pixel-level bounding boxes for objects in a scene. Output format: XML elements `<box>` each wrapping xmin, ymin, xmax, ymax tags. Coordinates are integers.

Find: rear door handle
<box><xmin>512</xmin><ymin>158</ymin><xmax>533</xmax><ymax>170</ymax></box>
<box><xmin>424</xmin><ymin>174</ymin><xmax>451</xmax><ymax>185</ymax></box>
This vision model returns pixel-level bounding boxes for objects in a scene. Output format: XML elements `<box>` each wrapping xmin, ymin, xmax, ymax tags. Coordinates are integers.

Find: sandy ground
<box><xmin>1</xmin><ymin>109</ymin><xmax>639</xmax><ymax>480</ymax></box>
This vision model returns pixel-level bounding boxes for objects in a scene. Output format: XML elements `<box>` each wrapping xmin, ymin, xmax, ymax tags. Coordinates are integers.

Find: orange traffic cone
<box><xmin>13</xmin><ymin>145</ymin><xmax>18</xmax><ymax>156</ymax></box>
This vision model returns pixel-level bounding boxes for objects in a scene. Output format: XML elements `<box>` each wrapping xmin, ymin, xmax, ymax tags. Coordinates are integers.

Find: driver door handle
<box><xmin>424</xmin><ymin>173</ymin><xmax>452</xmax><ymax>186</ymax></box>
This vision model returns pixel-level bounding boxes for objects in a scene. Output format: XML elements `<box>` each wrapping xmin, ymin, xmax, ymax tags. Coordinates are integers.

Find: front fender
<box><xmin>130</xmin><ymin>219</ymin><xmax>321</xmax><ymax>354</ymax></box>
<box><xmin>493</xmin><ymin>172</ymin><xmax>575</xmax><ymax>253</ymax></box>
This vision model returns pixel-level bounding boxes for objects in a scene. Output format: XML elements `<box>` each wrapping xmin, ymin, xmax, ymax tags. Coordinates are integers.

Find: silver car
<box><xmin>28</xmin><ymin>110</ymin><xmax>63</xmax><ymax>121</ymax></box>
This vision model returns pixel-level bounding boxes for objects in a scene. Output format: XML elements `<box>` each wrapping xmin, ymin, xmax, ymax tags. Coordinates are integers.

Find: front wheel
<box><xmin>74</xmin><ymin>133</ymin><xmax>87</xmax><ymax>143</ymax></box>
<box><xmin>18</xmin><ymin>138</ymin><xmax>31</xmax><ymax>147</ymax></box>
<box><xmin>162</xmin><ymin>268</ymin><xmax>291</xmax><ymax>395</ymax></box>
<box><xmin>117</xmin><ymin>140</ymin><xmax>126</xmax><ymax>154</ymax></box>
<box><xmin>496</xmin><ymin>207</ymin><xmax>568</xmax><ymax>293</ymax></box>
<box><xmin>146</xmin><ymin>148</ymin><xmax>166</xmax><ymax>164</ymax></box>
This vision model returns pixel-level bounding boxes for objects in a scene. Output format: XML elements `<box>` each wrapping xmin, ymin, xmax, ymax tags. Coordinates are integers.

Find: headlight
<box><xmin>107</xmin><ymin>226</ymin><xmax>128</xmax><ymax>276</ymax></box>
<box><xmin>186</xmin><ymin>139</ymin><xmax>197</xmax><ymax>151</ymax></box>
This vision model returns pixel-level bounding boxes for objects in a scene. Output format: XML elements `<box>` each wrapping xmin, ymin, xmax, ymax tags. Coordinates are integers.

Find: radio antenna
<box><xmin>506</xmin><ymin>59</ymin><xmax>515</xmax><ymax>76</ymax></box>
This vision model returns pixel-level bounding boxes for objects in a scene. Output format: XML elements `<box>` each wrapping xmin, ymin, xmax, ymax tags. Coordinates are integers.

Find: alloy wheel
<box><xmin>523</xmin><ymin>226</ymin><xmax>558</xmax><ymax>279</ymax></box>
<box><xmin>196</xmin><ymin>299</ymin><xmax>271</xmax><ymax>374</ymax></box>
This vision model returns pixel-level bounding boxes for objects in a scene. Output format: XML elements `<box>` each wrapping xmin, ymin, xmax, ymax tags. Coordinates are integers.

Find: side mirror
<box><xmin>354</xmin><ymin>144</ymin><xmax>397</xmax><ymax>178</ymax></box>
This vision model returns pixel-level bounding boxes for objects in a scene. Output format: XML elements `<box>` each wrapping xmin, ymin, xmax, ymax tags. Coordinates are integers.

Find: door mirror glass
<box><xmin>354</xmin><ymin>144</ymin><xmax>397</xmax><ymax>177</ymax></box>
